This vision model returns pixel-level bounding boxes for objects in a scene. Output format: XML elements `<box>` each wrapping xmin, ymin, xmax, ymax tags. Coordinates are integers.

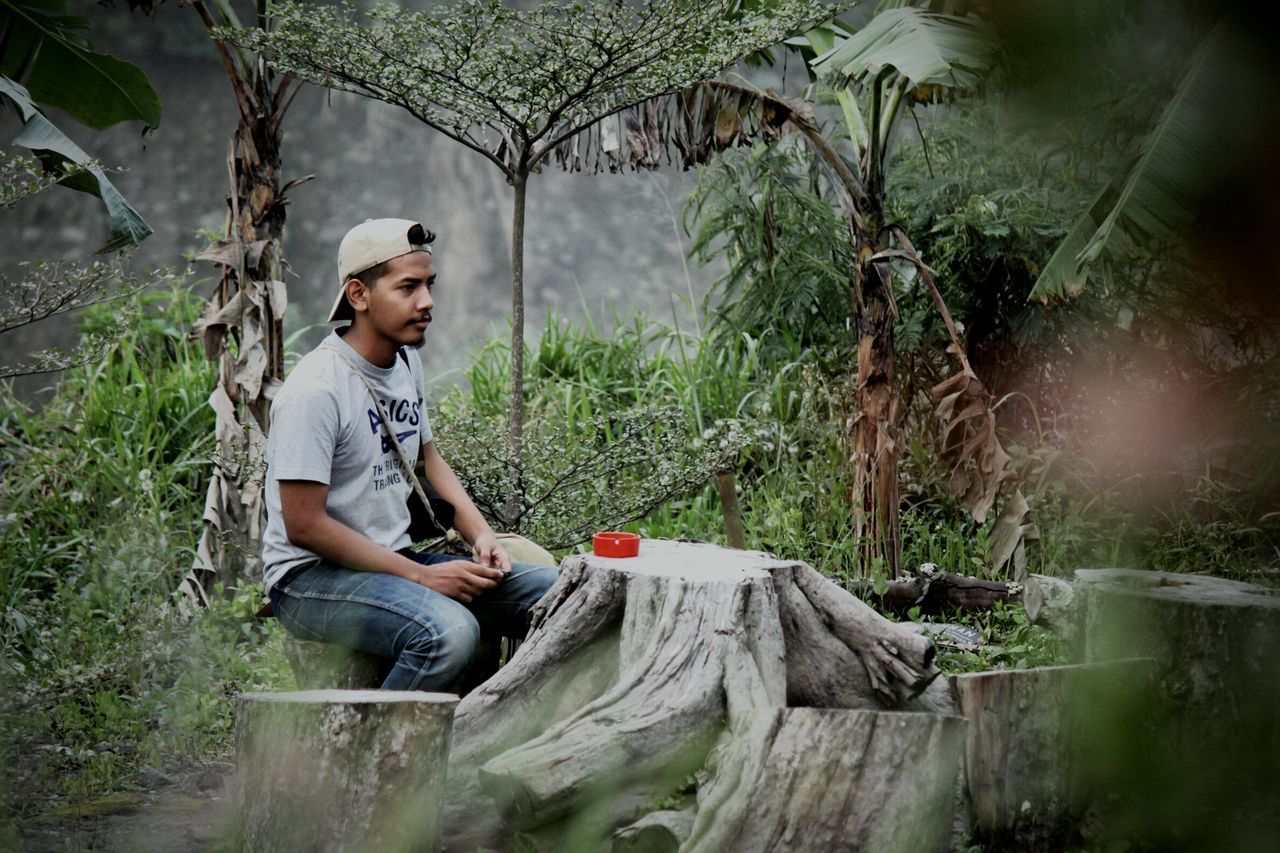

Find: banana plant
<box><xmin>0</xmin><ymin>0</ymin><xmax>161</xmax><ymax>130</ymax></box>
<box><xmin>791</xmin><ymin>1</ymin><xmax>1027</xmax><ymax>577</ymax></box>
<box><xmin>1030</xmin><ymin>23</ymin><xmax>1238</xmax><ymax>302</ymax></box>
<box><xmin>181</xmin><ymin>0</ymin><xmax>311</xmax><ymax>601</ymax></box>
<box><xmin>1</xmin><ymin>74</ymin><xmax>151</xmax><ymax>251</ymax></box>
<box><xmin>0</xmin><ymin>0</ymin><xmax>160</xmax><ymax>250</ymax></box>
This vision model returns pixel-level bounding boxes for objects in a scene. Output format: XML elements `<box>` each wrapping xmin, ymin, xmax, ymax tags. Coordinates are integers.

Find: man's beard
<box><xmin>408</xmin><ymin>313</ymin><xmax>431</xmax><ymax>349</ymax></box>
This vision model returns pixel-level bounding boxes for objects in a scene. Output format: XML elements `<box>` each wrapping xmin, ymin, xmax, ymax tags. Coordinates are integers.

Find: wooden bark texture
<box><xmin>232</xmin><ymin>690</ymin><xmax>456</xmax><ymax>853</ymax></box>
<box><xmin>950</xmin><ymin>660</ymin><xmax>1153</xmax><ymax>852</ymax></box>
<box><xmin>1071</xmin><ymin>568</ymin><xmax>1280</xmax><ymax>845</ymax></box>
<box><xmin>849</xmin><ymin>271</ymin><xmax>903</xmax><ymax>579</ymax></box>
<box><xmin>717</xmin><ymin>709</ymin><xmax>964</xmax><ymax>853</ymax></box>
<box><xmin>1021</xmin><ymin>573</ymin><xmax>1074</xmax><ymax>634</ymax></box>
<box><xmin>612</xmin><ymin>806</ymin><xmax>695</xmax><ymax>853</ymax></box>
<box><xmin>442</xmin><ymin>540</ymin><xmax>945</xmax><ymax>850</ymax></box>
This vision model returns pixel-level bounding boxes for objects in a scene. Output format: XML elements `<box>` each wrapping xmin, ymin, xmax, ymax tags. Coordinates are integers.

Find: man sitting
<box><xmin>261</xmin><ymin>217</ymin><xmax>558</xmax><ymax>691</ymax></box>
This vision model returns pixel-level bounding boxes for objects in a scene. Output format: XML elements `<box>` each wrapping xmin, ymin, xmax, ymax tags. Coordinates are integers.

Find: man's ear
<box><xmin>344</xmin><ymin>278</ymin><xmax>371</xmax><ymax>314</ymax></box>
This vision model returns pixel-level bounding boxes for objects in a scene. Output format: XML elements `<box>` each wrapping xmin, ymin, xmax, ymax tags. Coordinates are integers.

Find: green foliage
<box><xmin>0</xmin><ymin>0</ymin><xmax>162</xmax><ymax>130</ymax></box>
<box><xmin>441</xmin><ymin>310</ymin><xmax>863</xmax><ymax>571</ymax></box>
<box><xmin>812</xmin><ymin>4</ymin><xmax>998</xmax><ymax>97</ymax></box>
<box><xmin>686</xmin><ymin>140</ymin><xmax>855</xmax><ymax>361</ymax></box>
<box><xmin>0</xmin><ymin>79</ymin><xmax>153</xmax><ymax>250</ymax></box>
<box><xmin>0</xmin><ymin>283</ymin><xmax>291</xmax><ymax>821</ymax></box>
<box><xmin>435</xmin><ymin>312</ymin><xmax>764</xmax><ymax>550</ymax></box>
<box><xmin>0</xmin><ymin>255</ymin><xmax>169</xmax><ymax>378</ymax></box>
<box><xmin>0</xmin><ymin>150</ymin><xmax>92</xmax><ymax>208</ymax></box>
<box><xmin>1</xmin><ymin>0</ymin><xmax>160</xmax><ymax>251</ymax></box>
<box><xmin>436</xmin><ymin>404</ymin><xmax>748</xmax><ymax>551</ymax></box>
<box><xmin>885</xmin><ymin>105</ymin><xmax>1097</xmax><ymax>365</ymax></box>
<box><xmin>929</xmin><ymin>600</ymin><xmax>1067</xmax><ymax>674</ymax></box>
<box><xmin>1030</xmin><ymin>23</ymin><xmax>1259</xmax><ymax>302</ymax></box>
<box><xmin>224</xmin><ymin>0</ymin><xmax>837</xmax><ymax>176</ymax></box>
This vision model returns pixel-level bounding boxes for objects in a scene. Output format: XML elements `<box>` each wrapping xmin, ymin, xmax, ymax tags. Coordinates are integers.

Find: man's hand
<box><xmin>471</xmin><ymin>531</ymin><xmax>512</xmax><ymax>572</ymax></box>
<box><xmin>401</xmin><ymin>559</ymin><xmax>505</xmax><ymax>603</ymax></box>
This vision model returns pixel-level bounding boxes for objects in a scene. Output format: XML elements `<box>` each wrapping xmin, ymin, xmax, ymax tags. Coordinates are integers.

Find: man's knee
<box><xmin>402</xmin><ymin>605</ymin><xmax>480</xmax><ymax>681</ymax></box>
<box><xmin>510</xmin><ymin>562</ymin><xmax>560</xmax><ymax>603</ymax></box>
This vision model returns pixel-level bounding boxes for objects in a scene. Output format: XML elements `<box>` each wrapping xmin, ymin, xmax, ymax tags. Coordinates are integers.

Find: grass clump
<box><xmin>0</xmin><ymin>282</ymin><xmax>292</xmax><ymax>826</ymax></box>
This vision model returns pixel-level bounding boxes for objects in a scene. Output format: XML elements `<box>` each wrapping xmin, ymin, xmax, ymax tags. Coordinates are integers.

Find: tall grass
<box><xmin>0</xmin><ymin>282</ymin><xmax>292</xmax><ymax>823</ymax></box>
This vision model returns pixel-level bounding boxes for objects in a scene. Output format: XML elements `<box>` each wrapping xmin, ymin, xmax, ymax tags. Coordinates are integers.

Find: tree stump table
<box><xmin>442</xmin><ymin>540</ymin><xmax>958</xmax><ymax>851</ymax></box>
<box><xmin>232</xmin><ymin>689</ymin><xmax>457</xmax><ymax>853</ymax></box>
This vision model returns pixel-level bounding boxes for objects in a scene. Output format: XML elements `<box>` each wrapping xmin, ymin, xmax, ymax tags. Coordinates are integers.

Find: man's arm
<box><xmin>419</xmin><ymin>440</ymin><xmax>512</xmax><ymax>571</ymax></box>
<box><xmin>279</xmin><ymin>479</ymin><xmax>503</xmax><ymax>602</ymax></box>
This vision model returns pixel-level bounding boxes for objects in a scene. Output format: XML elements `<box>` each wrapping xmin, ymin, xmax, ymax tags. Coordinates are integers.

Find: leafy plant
<box><xmin>1</xmin><ymin>0</ymin><xmax>161</xmax><ymax>251</ymax></box>
<box><xmin>686</xmin><ymin>139</ymin><xmax>856</xmax><ymax>361</ymax></box>
<box><xmin>0</xmin><ymin>283</ymin><xmax>291</xmax><ymax>820</ymax></box>
<box><xmin>436</xmin><ymin>404</ymin><xmax>749</xmax><ymax>551</ymax></box>
<box><xmin>928</xmin><ymin>600</ymin><xmax>1067</xmax><ymax>675</ymax></box>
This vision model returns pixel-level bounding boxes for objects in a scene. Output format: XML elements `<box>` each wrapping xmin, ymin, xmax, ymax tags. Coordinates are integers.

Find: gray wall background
<box><xmin>2</xmin><ymin>3</ymin><xmax>721</xmax><ymax>397</ymax></box>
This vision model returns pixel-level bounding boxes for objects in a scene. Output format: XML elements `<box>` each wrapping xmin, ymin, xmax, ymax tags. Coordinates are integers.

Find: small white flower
<box><xmin>68</xmin><ymin>491</ymin><xmax>85</xmax><ymax>504</ymax></box>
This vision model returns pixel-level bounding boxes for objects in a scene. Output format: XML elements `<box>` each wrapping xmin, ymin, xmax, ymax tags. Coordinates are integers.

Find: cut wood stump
<box><xmin>1075</xmin><ymin>568</ymin><xmax>1280</xmax><ymax>663</ymax></box>
<box><xmin>1070</xmin><ymin>569</ymin><xmax>1280</xmax><ymax>845</ymax></box>
<box><xmin>442</xmin><ymin>540</ymin><xmax>947</xmax><ymax>850</ymax></box>
<box><xmin>710</xmin><ymin>708</ymin><xmax>964</xmax><ymax>853</ymax></box>
<box><xmin>950</xmin><ymin>659</ymin><xmax>1153</xmax><ymax>852</ymax></box>
<box><xmin>1074</xmin><ymin>569</ymin><xmax>1280</xmax><ymax>742</ymax></box>
<box><xmin>232</xmin><ymin>689</ymin><xmax>457</xmax><ymax>853</ymax></box>
<box><xmin>1020</xmin><ymin>573</ymin><xmax>1074</xmax><ymax>637</ymax></box>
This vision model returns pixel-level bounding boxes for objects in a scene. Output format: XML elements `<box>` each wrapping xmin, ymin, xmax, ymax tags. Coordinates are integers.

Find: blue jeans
<box><xmin>268</xmin><ymin>550</ymin><xmax>558</xmax><ymax>691</ymax></box>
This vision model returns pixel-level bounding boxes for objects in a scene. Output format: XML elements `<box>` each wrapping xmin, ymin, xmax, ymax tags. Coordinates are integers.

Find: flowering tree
<box><xmin>224</xmin><ymin>0</ymin><xmax>838</xmax><ymax>518</ymax></box>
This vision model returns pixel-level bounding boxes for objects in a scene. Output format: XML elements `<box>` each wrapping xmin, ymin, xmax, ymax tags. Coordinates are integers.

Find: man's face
<box><xmin>353</xmin><ymin>251</ymin><xmax>436</xmax><ymax>349</ymax></box>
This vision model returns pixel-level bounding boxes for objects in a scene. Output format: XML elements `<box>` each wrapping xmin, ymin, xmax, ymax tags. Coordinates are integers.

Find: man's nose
<box><xmin>417</xmin><ymin>288</ymin><xmax>434</xmax><ymax>312</ymax></box>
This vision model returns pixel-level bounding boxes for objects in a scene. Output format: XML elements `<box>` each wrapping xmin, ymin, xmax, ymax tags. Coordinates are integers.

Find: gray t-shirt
<box><xmin>261</xmin><ymin>331</ymin><xmax>433</xmax><ymax>593</ymax></box>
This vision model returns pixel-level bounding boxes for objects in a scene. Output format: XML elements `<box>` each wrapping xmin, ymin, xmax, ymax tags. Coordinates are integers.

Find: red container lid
<box><xmin>593</xmin><ymin>531</ymin><xmax>640</xmax><ymax>558</ymax></box>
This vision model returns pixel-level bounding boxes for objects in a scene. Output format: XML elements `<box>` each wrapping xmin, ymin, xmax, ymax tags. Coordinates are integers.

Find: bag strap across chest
<box><xmin>329</xmin><ymin>347</ymin><xmax>443</xmax><ymax>536</ymax></box>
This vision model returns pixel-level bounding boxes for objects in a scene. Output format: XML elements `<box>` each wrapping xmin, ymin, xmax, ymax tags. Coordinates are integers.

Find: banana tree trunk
<box><xmin>185</xmin><ymin>2</ymin><xmax>303</xmax><ymax>600</ymax></box>
<box><xmin>849</xmin><ymin>236</ymin><xmax>901</xmax><ymax>579</ymax></box>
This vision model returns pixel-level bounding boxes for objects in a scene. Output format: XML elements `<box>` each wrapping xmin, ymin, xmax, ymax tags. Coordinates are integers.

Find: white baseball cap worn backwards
<box><xmin>328</xmin><ymin>217</ymin><xmax>434</xmax><ymax>322</ymax></box>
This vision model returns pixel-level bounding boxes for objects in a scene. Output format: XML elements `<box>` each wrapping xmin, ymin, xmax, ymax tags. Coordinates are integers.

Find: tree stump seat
<box><xmin>950</xmin><ymin>659</ymin><xmax>1155</xmax><ymax>852</ymax></box>
<box><xmin>232</xmin><ymin>689</ymin><xmax>458</xmax><ymax>853</ymax></box>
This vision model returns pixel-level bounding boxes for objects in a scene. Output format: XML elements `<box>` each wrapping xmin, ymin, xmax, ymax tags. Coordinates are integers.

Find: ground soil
<box><xmin>14</xmin><ymin>770</ymin><xmax>232</xmax><ymax>852</ymax></box>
